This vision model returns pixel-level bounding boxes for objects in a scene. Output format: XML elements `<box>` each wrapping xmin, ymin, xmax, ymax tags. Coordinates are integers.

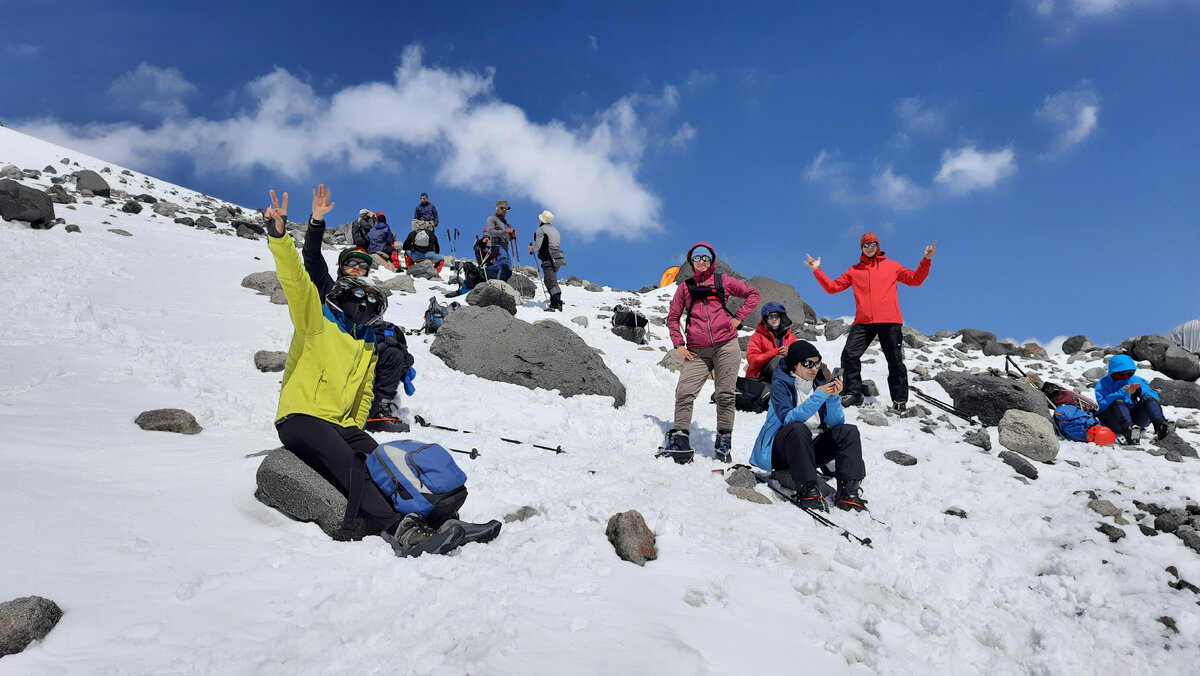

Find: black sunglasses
<box><xmin>764</xmin><ymin>312</ymin><xmax>784</xmax><ymax>321</ymax></box>
<box><xmin>861</xmin><ymin>242</ymin><xmax>878</xmax><ymax>249</ymax></box>
<box><xmin>691</xmin><ymin>255</ymin><xmax>712</xmax><ymax>263</ymax></box>
<box><xmin>799</xmin><ymin>358</ymin><xmax>821</xmax><ymax>369</ymax></box>
<box><xmin>343</xmin><ymin>258</ymin><xmax>370</xmax><ymax>270</ymax></box>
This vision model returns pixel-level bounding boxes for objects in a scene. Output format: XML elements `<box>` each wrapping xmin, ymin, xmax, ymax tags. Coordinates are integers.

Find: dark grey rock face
<box><xmin>407</xmin><ymin>259</ymin><xmax>439</xmax><ymax>280</ymax></box>
<box><xmin>241</xmin><ymin>271</ymin><xmax>281</xmax><ymax>296</ymax></box>
<box><xmin>1095</xmin><ymin>523</ymin><xmax>1126</xmax><ymax>543</ymax></box>
<box><xmin>465</xmin><ymin>281</ymin><xmax>519</xmax><ymax>315</ymax></box>
<box><xmin>824</xmin><ymin>319</ymin><xmax>850</xmax><ymax>342</ymax></box>
<box><xmin>506</xmin><ymin>272</ymin><xmax>537</xmax><ymax>298</ymax></box>
<box><xmin>1062</xmin><ymin>335</ymin><xmax>1093</xmax><ymax>354</ymax></box>
<box><xmin>606</xmin><ymin>510</ymin><xmax>657</xmax><ymax>566</ymax></box>
<box><xmin>431</xmin><ymin>306</ymin><xmax>627</xmax><ymax>407</ymax></box>
<box><xmin>934</xmin><ymin>372</ymin><xmax>1048</xmax><ymax>426</ymax></box>
<box><xmin>731</xmin><ymin>275</ymin><xmax>817</xmax><ymax>327</ymax></box>
<box><xmin>1149</xmin><ymin>378</ymin><xmax>1200</xmax><ymax>409</ymax></box>
<box><xmin>134</xmin><ymin>408</ymin><xmax>202</xmax><ymax>434</ymax></box>
<box><xmin>74</xmin><ymin>169</ymin><xmax>111</xmax><ymax>197</ymax></box>
<box><xmin>254</xmin><ymin>448</ymin><xmax>378</xmax><ymax>541</ymax></box>
<box><xmin>0</xmin><ymin>596</ymin><xmax>64</xmax><ymax>657</ymax></box>
<box><xmin>964</xmin><ymin>428</ymin><xmax>992</xmax><ymax>451</ymax></box>
<box><xmin>884</xmin><ymin>450</ymin><xmax>918</xmax><ymax>466</ymax></box>
<box><xmin>0</xmin><ymin>179</ymin><xmax>55</xmax><ymax>228</ymax></box>
<box><xmin>956</xmin><ymin>328</ymin><xmax>997</xmax><ymax>350</ymax></box>
<box><xmin>1127</xmin><ymin>334</ymin><xmax>1200</xmax><ymax>381</ymax></box>
<box><xmin>121</xmin><ymin>199</ymin><xmax>143</xmax><ymax>214</ymax></box>
<box><xmin>982</xmin><ymin>340</ymin><xmax>1019</xmax><ymax>357</ymax></box>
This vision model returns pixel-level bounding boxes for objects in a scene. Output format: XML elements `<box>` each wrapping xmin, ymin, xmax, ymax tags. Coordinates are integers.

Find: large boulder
<box><xmin>151</xmin><ymin>201</ymin><xmax>182</xmax><ymax>217</ymax></box>
<box><xmin>431</xmin><ymin>305</ymin><xmax>627</xmax><ymax>407</ymax></box>
<box><xmin>0</xmin><ymin>596</ymin><xmax>63</xmax><ymax>657</ymax></box>
<box><xmin>957</xmin><ymin>328</ymin><xmax>997</xmax><ymax>350</ymax></box>
<box><xmin>241</xmin><ymin>271</ymin><xmax>281</xmax><ymax>296</ymax></box>
<box><xmin>934</xmin><ymin>372</ymin><xmax>1048</xmax><ymax>426</ymax></box>
<box><xmin>982</xmin><ymin>340</ymin><xmax>1019</xmax><ymax>357</ymax></box>
<box><xmin>1149</xmin><ymin>378</ymin><xmax>1200</xmax><ymax>409</ymax></box>
<box><xmin>254</xmin><ymin>448</ymin><xmax>378</xmax><ymax>541</ymax></box>
<box><xmin>74</xmin><ymin>169</ymin><xmax>110</xmax><ymax>197</ymax></box>
<box><xmin>0</xmin><ymin>179</ymin><xmax>55</xmax><ymax>228</ymax></box>
<box><xmin>1126</xmin><ymin>334</ymin><xmax>1200</xmax><ymax>381</ymax></box>
<box><xmin>824</xmin><ymin>319</ymin><xmax>850</xmax><ymax>342</ymax></box>
<box><xmin>998</xmin><ymin>409</ymin><xmax>1059</xmax><ymax>462</ymax></box>
<box><xmin>465</xmin><ymin>280</ymin><xmax>520</xmax><ymax>315</ymax></box>
<box><xmin>407</xmin><ymin>258</ymin><xmax>440</xmax><ymax>280</ymax></box>
<box><xmin>506</xmin><ymin>272</ymin><xmax>537</xmax><ymax>299</ymax></box>
<box><xmin>1062</xmin><ymin>335</ymin><xmax>1094</xmax><ymax>355</ymax></box>
<box><xmin>731</xmin><ymin>275</ymin><xmax>817</xmax><ymax>327</ymax></box>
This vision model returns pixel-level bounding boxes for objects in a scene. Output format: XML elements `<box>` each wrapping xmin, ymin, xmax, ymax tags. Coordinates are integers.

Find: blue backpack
<box><xmin>366</xmin><ymin>441</ymin><xmax>468</xmax><ymax>518</ymax></box>
<box><xmin>1052</xmin><ymin>405</ymin><xmax>1099</xmax><ymax>441</ymax></box>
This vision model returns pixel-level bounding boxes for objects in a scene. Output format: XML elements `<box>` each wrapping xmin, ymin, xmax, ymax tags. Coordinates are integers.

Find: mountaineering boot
<box><xmin>834</xmin><ymin>479</ymin><xmax>866</xmax><ymax>512</ymax></box>
<box><xmin>365</xmin><ymin>398</ymin><xmax>410</xmax><ymax>433</ymax></box>
<box><xmin>796</xmin><ymin>481</ymin><xmax>827</xmax><ymax>512</ymax></box>
<box><xmin>840</xmin><ymin>394</ymin><xmax>863</xmax><ymax>408</ymax></box>
<box><xmin>657</xmin><ymin>429</ymin><xmax>694</xmax><ymax>465</ymax></box>
<box><xmin>437</xmin><ymin>517</ymin><xmax>503</xmax><ymax>545</ymax></box>
<box><xmin>713</xmin><ymin>432</ymin><xmax>733</xmax><ymax>464</ymax></box>
<box><xmin>1121</xmin><ymin>426</ymin><xmax>1141</xmax><ymax>446</ymax></box>
<box><xmin>1153</xmin><ymin>419</ymin><xmax>1176</xmax><ymax>440</ymax></box>
<box><xmin>892</xmin><ymin>401</ymin><xmax>906</xmax><ymax>413</ymax></box>
<box><xmin>552</xmin><ymin>299</ymin><xmax>565</xmax><ymax>311</ymax></box>
<box><xmin>382</xmin><ymin>514</ymin><xmax>466</xmax><ymax>558</ymax></box>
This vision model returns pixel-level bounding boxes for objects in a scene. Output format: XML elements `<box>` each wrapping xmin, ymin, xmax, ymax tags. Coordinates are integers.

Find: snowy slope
<box><xmin>2</xmin><ymin>125</ymin><xmax>1199</xmax><ymax>675</ymax></box>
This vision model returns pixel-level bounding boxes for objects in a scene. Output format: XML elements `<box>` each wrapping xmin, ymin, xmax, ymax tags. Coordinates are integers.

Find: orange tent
<box><xmin>659</xmin><ymin>266</ymin><xmax>681</xmax><ymax>288</ymax></box>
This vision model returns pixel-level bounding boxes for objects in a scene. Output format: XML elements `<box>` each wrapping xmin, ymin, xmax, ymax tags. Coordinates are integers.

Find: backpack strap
<box><xmin>683</xmin><ymin>273</ymin><xmax>736</xmax><ymax>332</ymax></box>
<box><xmin>339</xmin><ymin>451</ymin><xmax>369</xmax><ymax>538</ymax></box>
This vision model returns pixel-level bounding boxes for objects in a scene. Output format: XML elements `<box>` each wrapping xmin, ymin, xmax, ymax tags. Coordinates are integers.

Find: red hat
<box><xmin>375</xmin><ymin>211</ymin><xmax>386</xmax><ymax>221</ymax></box>
<box><xmin>860</xmin><ymin>233</ymin><xmax>879</xmax><ymax>247</ymax></box>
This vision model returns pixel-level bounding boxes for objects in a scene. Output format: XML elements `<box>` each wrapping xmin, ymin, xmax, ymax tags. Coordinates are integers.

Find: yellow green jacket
<box><xmin>269</xmin><ymin>232</ymin><xmax>378</xmax><ymax>427</ymax></box>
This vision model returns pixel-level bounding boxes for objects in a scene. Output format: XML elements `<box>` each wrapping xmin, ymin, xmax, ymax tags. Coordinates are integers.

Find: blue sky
<box><xmin>4</xmin><ymin>0</ymin><xmax>1198</xmax><ymax>346</ymax></box>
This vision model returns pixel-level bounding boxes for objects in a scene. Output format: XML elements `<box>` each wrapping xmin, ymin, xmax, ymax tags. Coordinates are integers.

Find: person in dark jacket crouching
<box><xmin>264</xmin><ymin>185</ymin><xmax>499</xmax><ymax>557</ymax></box>
<box><xmin>749</xmin><ymin>341</ymin><xmax>866</xmax><ymax>512</ymax></box>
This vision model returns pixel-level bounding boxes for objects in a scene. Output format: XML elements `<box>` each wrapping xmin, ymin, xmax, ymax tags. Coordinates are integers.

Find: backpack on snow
<box><xmin>366</xmin><ymin>441</ymin><xmax>468</xmax><ymax>522</ymax></box>
<box><xmin>612</xmin><ymin>305</ymin><xmax>648</xmax><ymax>328</ymax></box>
<box><xmin>423</xmin><ymin>297</ymin><xmax>456</xmax><ymax>334</ymax></box>
<box><xmin>1052</xmin><ymin>404</ymin><xmax>1103</xmax><ymax>442</ymax></box>
<box><xmin>734</xmin><ymin>376</ymin><xmax>771</xmax><ymax>413</ymax></box>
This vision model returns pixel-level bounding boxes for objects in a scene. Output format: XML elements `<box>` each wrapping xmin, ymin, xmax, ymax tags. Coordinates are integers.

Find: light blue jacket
<box><xmin>1094</xmin><ymin>354</ymin><xmax>1159</xmax><ymax>413</ymax></box>
<box><xmin>749</xmin><ymin>361</ymin><xmax>845</xmax><ymax>470</ymax></box>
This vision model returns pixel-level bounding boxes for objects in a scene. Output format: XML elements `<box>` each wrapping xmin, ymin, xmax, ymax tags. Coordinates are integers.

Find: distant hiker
<box><xmin>350</xmin><ymin>208</ymin><xmax>375</xmax><ymax>251</ymax></box>
<box><xmin>529</xmin><ymin>210</ymin><xmax>566</xmax><ymax>311</ymax></box>
<box><xmin>745</xmin><ymin>301</ymin><xmax>798</xmax><ymax>383</ymax></box>
<box><xmin>402</xmin><ymin>226</ymin><xmax>444</xmax><ymax>270</ymax></box>
<box><xmin>662</xmin><ymin>243</ymin><xmax>762</xmax><ymax>464</ymax></box>
<box><xmin>1094</xmin><ymin>354</ymin><xmax>1175</xmax><ymax>445</ymax></box>
<box><xmin>806</xmin><ymin>234</ymin><xmax>935</xmax><ymax>411</ymax></box>
<box><xmin>412</xmin><ymin>192</ymin><xmax>438</xmax><ymax>232</ymax></box>
<box><xmin>301</xmin><ymin>213</ymin><xmax>415</xmax><ymax>435</ymax></box>
<box><xmin>1040</xmin><ymin>381</ymin><xmax>1098</xmax><ymax>412</ymax></box>
<box><xmin>485</xmin><ymin>200</ymin><xmax>515</xmax><ymax>282</ymax></box>
<box><xmin>749</xmin><ymin>342</ymin><xmax>866</xmax><ymax>512</ymax></box>
<box><xmin>1168</xmin><ymin>318</ymin><xmax>1200</xmax><ymax>354</ymax></box>
<box><xmin>263</xmin><ymin>185</ymin><xmax>472</xmax><ymax>557</ymax></box>
<box><xmin>366</xmin><ymin>211</ymin><xmax>401</xmax><ymax>271</ymax></box>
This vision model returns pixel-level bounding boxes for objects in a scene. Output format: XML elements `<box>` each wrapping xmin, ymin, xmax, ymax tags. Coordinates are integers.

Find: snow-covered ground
<box><xmin>2</xmin><ymin>125</ymin><xmax>1199</xmax><ymax>674</ymax></box>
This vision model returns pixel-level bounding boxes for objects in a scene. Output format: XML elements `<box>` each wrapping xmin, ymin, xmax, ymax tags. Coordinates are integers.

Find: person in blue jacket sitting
<box><xmin>750</xmin><ymin>341</ymin><xmax>866</xmax><ymax>511</ymax></box>
<box><xmin>1095</xmin><ymin>354</ymin><xmax>1175</xmax><ymax>444</ymax></box>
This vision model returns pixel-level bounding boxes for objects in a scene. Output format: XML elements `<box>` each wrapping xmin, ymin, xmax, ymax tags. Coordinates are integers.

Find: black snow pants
<box><xmin>771</xmin><ymin>422</ymin><xmax>865</xmax><ymax>489</ymax></box>
<box><xmin>840</xmin><ymin>322</ymin><xmax>907</xmax><ymax>404</ymax></box>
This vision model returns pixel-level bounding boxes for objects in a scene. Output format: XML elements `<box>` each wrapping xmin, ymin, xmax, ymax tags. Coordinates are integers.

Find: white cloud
<box><xmin>894</xmin><ymin>97</ymin><xmax>944</xmax><ymax>134</ymax></box>
<box><xmin>872</xmin><ymin>166</ymin><xmax>926</xmax><ymax>210</ymax></box>
<box><xmin>589</xmin><ymin>35</ymin><xmax>598</xmax><ymax>50</ymax></box>
<box><xmin>1036</xmin><ymin>84</ymin><xmax>1100</xmax><ymax>156</ymax></box>
<box><xmin>4</xmin><ymin>43</ymin><xmax>42</xmax><ymax>58</ymax></box>
<box><xmin>1034</xmin><ymin>0</ymin><xmax>1132</xmax><ymax>15</ymax></box>
<box><xmin>685</xmin><ymin>70</ymin><xmax>717</xmax><ymax>88</ymax></box>
<box><xmin>804</xmin><ymin>149</ymin><xmax>856</xmax><ymax>202</ymax></box>
<box><xmin>108</xmin><ymin>63</ymin><xmax>198</xmax><ymax>119</ymax></box>
<box><xmin>16</xmin><ymin>46</ymin><xmax>667</xmax><ymax>240</ymax></box>
<box><xmin>667</xmin><ymin>123</ymin><xmax>696</xmax><ymax>149</ymax></box>
<box><xmin>933</xmin><ymin>145</ymin><xmax>1018</xmax><ymax>194</ymax></box>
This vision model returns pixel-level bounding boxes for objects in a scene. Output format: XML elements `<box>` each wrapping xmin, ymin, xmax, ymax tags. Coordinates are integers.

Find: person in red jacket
<box><xmin>663</xmin><ymin>242</ymin><xmax>761</xmax><ymax>464</ymax></box>
<box><xmin>745</xmin><ymin>301</ymin><xmax>799</xmax><ymax>382</ymax></box>
<box><xmin>806</xmin><ymin>233</ymin><xmax>936</xmax><ymax>411</ymax></box>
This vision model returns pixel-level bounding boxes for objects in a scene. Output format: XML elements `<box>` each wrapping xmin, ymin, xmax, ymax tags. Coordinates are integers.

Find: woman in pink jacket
<box><xmin>662</xmin><ymin>242</ymin><xmax>761</xmax><ymax>464</ymax></box>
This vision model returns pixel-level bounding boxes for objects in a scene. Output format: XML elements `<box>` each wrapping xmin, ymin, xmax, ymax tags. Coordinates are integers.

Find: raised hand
<box><xmin>312</xmin><ymin>184</ymin><xmax>335</xmax><ymax>221</ymax></box>
<box><xmin>265</xmin><ymin>189</ymin><xmax>288</xmax><ymax>235</ymax></box>
<box><xmin>805</xmin><ymin>254</ymin><xmax>821</xmax><ymax>271</ymax></box>
<box><xmin>924</xmin><ymin>240</ymin><xmax>938</xmax><ymax>259</ymax></box>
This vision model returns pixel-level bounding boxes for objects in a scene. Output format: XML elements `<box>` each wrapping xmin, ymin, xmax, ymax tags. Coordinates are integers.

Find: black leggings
<box><xmin>771</xmin><ymin>422</ymin><xmax>865</xmax><ymax>488</ymax></box>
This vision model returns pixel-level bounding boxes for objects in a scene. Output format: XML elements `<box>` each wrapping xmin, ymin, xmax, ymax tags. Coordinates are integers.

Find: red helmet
<box><xmin>1087</xmin><ymin>425</ymin><xmax>1116</xmax><ymax>446</ymax></box>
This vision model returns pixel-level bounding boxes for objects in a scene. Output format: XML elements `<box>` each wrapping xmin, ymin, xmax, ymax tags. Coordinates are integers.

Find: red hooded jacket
<box><xmin>667</xmin><ymin>242</ymin><xmax>762</xmax><ymax>349</ymax></box>
<box><xmin>745</xmin><ymin>321</ymin><xmax>799</xmax><ymax>378</ymax></box>
<box><xmin>813</xmin><ymin>250</ymin><xmax>930</xmax><ymax>325</ymax></box>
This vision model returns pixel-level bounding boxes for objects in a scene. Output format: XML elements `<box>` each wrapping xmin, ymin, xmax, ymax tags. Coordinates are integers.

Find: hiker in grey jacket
<box><xmin>484</xmin><ymin>199</ymin><xmax>515</xmax><ymax>281</ymax></box>
<box><xmin>529</xmin><ymin>210</ymin><xmax>566</xmax><ymax>311</ymax></box>
<box><xmin>349</xmin><ymin>208</ymin><xmax>375</xmax><ymax>251</ymax></box>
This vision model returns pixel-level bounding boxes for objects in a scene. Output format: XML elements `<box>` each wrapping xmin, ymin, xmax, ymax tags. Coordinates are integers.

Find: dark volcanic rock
<box><xmin>74</xmin><ymin>169</ymin><xmax>111</xmax><ymax>197</ymax></box>
<box><xmin>606</xmin><ymin>510</ymin><xmax>657</xmax><ymax>566</ymax></box>
<box><xmin>0</xmin><ymin>595</ymin><xmax>64</xmax><ymax>657</ymax></box>
<box><xmin>1127</xmin><ymin>334</ymin><xmax>1200</xmax><ymax>381</ymax></box>
<box><xmin>957</xmin><ymin>328</ymin><xmax>997</xmax><ymax>350</ymax></box>
<box><xmin>1149</xmin><ymin>378</ymin><xmax>1200</xmax><ymax>409</ymax></box>
<box><xmin>134</xmin><ymin>408</ymin><xmax>202</xmax><ymax>435</ymax></box>
<box><xmin>998</xmin><ymin>450</ymin><xmax>1038</xmax><ymax>479</ymax></box>
<box><xmin>0</xmin><ymin>179</ymin><xmax>55</xmax><ymax>228</ymax></box>
<box><xmin>255</xmin><ymin>448</ymin><xmax>378</xmax><ymax>541</ymax></box>
<box><xmin>934</xmin><ymin>372</ymin><xmax>1048</xmax><ymax>426</ymax></box>
<box><xmin>731</xmin><ymin>275</ymin><xmax>817</xmax><ymax>327</ymax></box>
<box><xmin>884</xmin><ymin>450</ymin><xmax>918</xmax><ymax>466</ymax></box>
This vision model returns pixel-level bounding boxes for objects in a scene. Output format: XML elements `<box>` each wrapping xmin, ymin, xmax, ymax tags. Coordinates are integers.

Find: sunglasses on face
<box><xmin>342</xmin><ymin>258</ymin><xmax>371</xmax><ymax>270</ymax></box>
<box><xmin>1112</xmin><ymin>370</ymin><xmax>1135</xmax><ymax>380</ymax></box>
<box><xmin>765</xmin><ymin>313</ymin><xmax>783</xmax><ymax>322</ymax></box>
<box><xmin>861</xmin><ymin>242</ymin><xmax>878</xmax><ymax>249</ymax></box>
<box><xmin>799</xmin><ymin>358</ymin><xmax>821</xmax><ymax>369</ymax></box>
<box><xmin>692</xmin><ymin>255</ymin><xmax>712</xmax><ymax>263</ymax></box>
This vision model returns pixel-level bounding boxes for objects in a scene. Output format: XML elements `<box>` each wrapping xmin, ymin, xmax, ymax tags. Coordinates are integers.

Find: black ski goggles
<box><xmin>342</xmin><ymin>258</ymin><xmax>371</xmax><ymax>270</ymax></box>
<box><xmin>764</xmin><ymin>312</ymin><xmax>784</xmax><ymax>322</ymax></box>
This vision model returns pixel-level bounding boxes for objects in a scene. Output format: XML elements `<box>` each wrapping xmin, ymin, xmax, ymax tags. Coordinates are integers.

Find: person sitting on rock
<box><xmin>749</xmin><ymin>341</ymin><xmax>866</xmax><ymax>512</ymax></box>
<box><xmin>366</xmin><ymin>211</ymin><xmax>401</xmax><ymax>271</ymax></box>
<box><xmin>1040</xmin><ymin>381</ymin><xmax>1098</xmax><ymax>412</ymax></box>
<box><xmin>264</xmin><ymin>185</ymin><xmax>494</xmax><ymax>558</ymax></box>
<box><xmin>745</xmin><ymin>301</ymin><xmax>798</xmax><ymax>383</ymax></box>
<box><xmin>300</xmin><ymin>206</ymin><xmax>415</xmax><ymax>435</ymax></box>
<box><xmin>663</xmin><ymin>242</ymin><xmax>761</xmax><ymax>464</ymax></box>
<box><xmin>402</xmin><ymin>226</ymin><xmax>444</xmax><ymax>272</ymax></box>
<box><xmin>1094</xmin><ymin>354</ymin><xmax>1175</xmax><ymax>444</ymax></box>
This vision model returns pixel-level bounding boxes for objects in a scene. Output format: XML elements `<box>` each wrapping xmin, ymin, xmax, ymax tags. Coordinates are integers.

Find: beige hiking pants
<box><xmin>673</xmin><ymin>338</ymin><xmax>742</xmax><ymax>433</ymax></box>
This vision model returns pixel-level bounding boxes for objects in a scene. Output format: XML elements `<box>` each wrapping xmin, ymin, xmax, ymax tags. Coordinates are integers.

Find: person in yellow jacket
<box><xmin>264</xmin><ymin>185</ymin><xmax>467</xmax><ymax>558</ymax></box>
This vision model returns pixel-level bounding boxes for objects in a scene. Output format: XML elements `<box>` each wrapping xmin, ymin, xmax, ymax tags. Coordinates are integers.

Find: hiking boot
<box><xmin>1154</xmin><ymin>420</ymin><xmax>1176</xmax><ymax>440</ymax></box>
<box><xmin>657</xmin><ymin>429</ymin><xmax>694</xmax><ymax>464</ymax></box>
<box><xmin>365</xmin><ymin>398</ymin><xmax>410</xmax><ymax>433</ymax></box>
<box><xmin>1121</xmin><ymin>426</ymin><xmax>1141</xmax><ymax>446</ymax></box>
<box><xmin>381</xmin><ymin>514</ymin><xmax>466</xmax><ymax>558</ymax></box>
<box><xmin>892</xmin><ymin>402</ymin><xmax>906</xmax><ymax>413</ymax></box>
<box><xmin>834</xmin><ymin>479</ymin><xmax>866</xmax><ymax>512</ymax></box>
<box><xmin>840</xmin><ymin>394</ymin><xmax>863</xmax><ymax>408</ymax></box>
<box><xmin>553</xmin><ymin>299</ymin><xmax>564</xmax><ymax>311</ymax></box>
<box><xmin>796</xmin><ymin>481</ymin><xmax>827</xmax><ymax>512</ymax></box>
<box><xmin>713</xmin><ymin>433</ymin><xmax>732</xmax><ymax>464</ymax></box>
<box><xmin>437</xmin><ymin>517</ymin><xmax>503</xmax><ymax>545</ymax></box>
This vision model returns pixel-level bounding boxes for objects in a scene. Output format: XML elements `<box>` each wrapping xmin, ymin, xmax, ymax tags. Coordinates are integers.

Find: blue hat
<box><xmin>761</xmin><ymin>301</ymin><xmax>787</xmax><ymax>317</ymax></box>
<box><xmin>691</xmin><ymin>245</ymin><xmax>714</xmax><ymax>259</ymax></box>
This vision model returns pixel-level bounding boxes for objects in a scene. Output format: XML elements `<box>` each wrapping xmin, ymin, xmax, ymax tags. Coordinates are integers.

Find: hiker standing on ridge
<box><xmin>662</xmin><ymin>243</ymin><xmax>761</xmax><ymax>464</ymax></box>
<box><xmin>412</xmin><ymin>192</ymin><xmax>438</xmax><ymax>232</ymax></box>
<box><xmin>485</xmin><ymin>200</ymin><xmax>516</xmax><ymax>282</ymax></box>
<box><xmin>806</xmin><ymin>233</ymin><xmax>935</xmax><ymax>411</ymax></box>
<box><xmin>529</xmin><ymin>210</ymin><xmax>566</xmax><ymax>311</ymax></box>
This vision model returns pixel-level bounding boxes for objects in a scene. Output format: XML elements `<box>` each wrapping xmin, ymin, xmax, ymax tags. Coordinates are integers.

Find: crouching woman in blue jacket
<box><xmin>1095</xmin><ymin>354</ymin><xmax>1174</xmax><ymax>445</ymax></box>
<box><xmin>749</xmin><ymin>341</ymin><xmax>867</xmax><ymax>511</ymax></box>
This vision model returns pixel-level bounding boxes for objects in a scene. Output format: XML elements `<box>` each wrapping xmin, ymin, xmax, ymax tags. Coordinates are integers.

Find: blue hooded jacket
<box><xmin>366</xmin><ymin>221</ymin><xmax>396</xmax><ymax>254</ymax></box>
<box><xmin>749</xmin><ymin>359</ymin><xmax>845</xmax><ymax>470</ymax></box>
<box><xmin>1094</xmin><ymin>354</ymin><xmax>1159</xmax><ymax>413</ymax></box>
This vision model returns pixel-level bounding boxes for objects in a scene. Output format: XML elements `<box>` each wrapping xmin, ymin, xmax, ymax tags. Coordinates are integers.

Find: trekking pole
<box><xmin>448</xmin><ymin>447</ymin><xmax>481</xmax><ymax>459</ymax></box>
<box><xmin>910</xmin><ymin>386</ymin><xmax>982</xmax><ymax>426</ymax></box>
<box><xmin>1004</xmin><ymin>355</ymin><xmax>1056</xmax><ymax>408</ymax></box>
<box><xmin>413</xmin><ymin>415</ymin><xmax>565</xmax><ymax>454</ymax></box>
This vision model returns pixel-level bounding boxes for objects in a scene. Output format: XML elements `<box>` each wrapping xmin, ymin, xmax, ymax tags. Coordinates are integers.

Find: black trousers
<box><xmin>771</xmin><ymin>422</ymin><xmax>865</xmax><ymax>488</ymax></box>
<box><xmin>841</xmin><ymin>323</ymin><xmax>906</xmax><ymax>404</ymax></box>
<box><xmin>276</xmin><ymin>415</ymin><xmax>401</xmax><ymax>532</ymax></box>
<box><xmin>373</xmin><ymin>343</ymin><xmax>409</xmax><ymax>401</ymax></box>
<box><xmin>1099</xmin><ymin>397</ymin><xmax>1165</xmax><ymax>432</ymax></box>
